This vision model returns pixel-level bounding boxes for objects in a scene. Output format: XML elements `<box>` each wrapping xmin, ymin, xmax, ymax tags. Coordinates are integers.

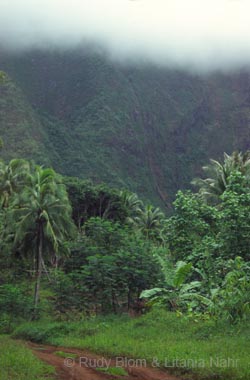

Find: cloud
<box><xmin>1</xmin><ymin>0</ymin><xmax>250</xmax><ymax>71</ymax></box>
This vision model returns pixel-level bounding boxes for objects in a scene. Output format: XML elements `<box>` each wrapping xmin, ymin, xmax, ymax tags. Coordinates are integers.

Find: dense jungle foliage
<box><xmin>0</xmin><ymin>148</ymin><xmax>250</xmax><ymax>380</ymax></box>
<box><xmin>0</xmin><ymin>150</ymin><xmax>249</xmax><ymax>325</ymax></box>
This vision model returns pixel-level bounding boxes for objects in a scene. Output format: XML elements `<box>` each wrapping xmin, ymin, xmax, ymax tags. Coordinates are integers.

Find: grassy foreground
<box><xmin>13</xmin><ymin>309</ymin><xmax>249</xmax><ymax>380</ymax></box>
<box><xmin>0</xmin><ymin>335</ymin><xmax>54</xmax><ymax>380</ymax></box>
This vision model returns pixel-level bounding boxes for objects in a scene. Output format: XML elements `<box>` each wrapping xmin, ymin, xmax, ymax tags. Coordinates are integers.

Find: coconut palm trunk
<box><xmin>33</xmin><ymin>223</ymin><xmax>43</xmax><ymax>317</ymax></box>
<box><xmin>11</xmin><ymin>165</ymin><xmax>76</xmax><ymax>318</ymax></box>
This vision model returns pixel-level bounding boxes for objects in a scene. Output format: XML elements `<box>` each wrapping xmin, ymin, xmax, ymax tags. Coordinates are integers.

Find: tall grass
<box><xmin>0</xmin><ymin>335</ymin><xmax>54</xmax><ymax>380</ymax></box>
<box><xmin>13</xmin><ymin>309</ymin><xmax>250</xmax><ymax>380</ymax></box>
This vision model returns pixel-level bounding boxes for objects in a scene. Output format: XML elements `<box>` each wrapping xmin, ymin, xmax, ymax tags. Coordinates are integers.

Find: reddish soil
<box><xmin>29</xmin><ymin>342</ymin><xmax>181</xmax><ymax>380</ymax></box>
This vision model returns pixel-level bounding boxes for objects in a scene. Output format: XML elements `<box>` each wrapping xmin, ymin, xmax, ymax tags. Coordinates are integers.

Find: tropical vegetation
<box><xmin>0</xmin><ymin>150</ymin><xmax>249</xmax><ymax>379</ymax></box>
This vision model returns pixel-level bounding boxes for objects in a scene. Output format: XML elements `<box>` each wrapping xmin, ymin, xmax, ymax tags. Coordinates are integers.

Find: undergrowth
<box><xmin>13</xmin><ymin>309</ymin><xmax>250</xmax><ymax>380</ymax></box>
<box><xmin>0</xmin><ymin>335</ymin><xmax>55</xmax><ymax>380</ymax></box>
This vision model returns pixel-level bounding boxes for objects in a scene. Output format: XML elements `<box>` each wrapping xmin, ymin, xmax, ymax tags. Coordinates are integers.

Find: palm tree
<box><xmin>0</xmin><ymin>159</ymin><xmax>30</xmax><ymax>209</ymax></box>
<box><xmin>130</xmin><ymin>204</ymin><xmax>165</xmax><ymax>240</ymax></box>
<box><xmin>120</xmin><ymin>190</ymin><xmax>143</xmax><ymax>220</ymax></box>
<box><xmin>0</xmin><ymin>159</ymin><xmax>31</xmax><ymax>253</ymax></box>
<box><xmin>120</xmin><ymin>191</ymin><xmax>166</xmax><ymax>240</ymax></box>
<box><xmin>11</xmin><ymin>165</ymin><xmax>76</xmax><ymax>315</ymax></box>
<box><xmin>192</xmin><ymin>151</ymin><xmax>250</xmax><ymax>202</ymax></box>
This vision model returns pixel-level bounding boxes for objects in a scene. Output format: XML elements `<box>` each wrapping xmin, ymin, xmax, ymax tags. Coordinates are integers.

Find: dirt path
<box><xmin>29</xmin><ymin>342</ymin><xmax>181</xmax><ymax>380</ymax></box>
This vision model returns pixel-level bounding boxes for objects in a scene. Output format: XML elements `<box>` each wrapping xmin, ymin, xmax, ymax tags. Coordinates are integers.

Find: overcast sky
<box><xmin>1</xmin><ymin>0</ymin><xmax>250</xmax><ymax>71</ymax></box>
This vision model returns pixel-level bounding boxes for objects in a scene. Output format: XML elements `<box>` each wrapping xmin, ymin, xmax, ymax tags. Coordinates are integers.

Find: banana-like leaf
<box><xmin>140</xmin><ymin>287</ymin><xmax>168</xmax><ymax>299</ymax></box>
<box><xmin>173</xmin><ymin>261</ymin><xmax>192</xmax><ymax>288</ymax></box>
<box><xmin>180</xmin><ymin>281</ymin><xmax>202</xmax><ymax>294</ymax></box>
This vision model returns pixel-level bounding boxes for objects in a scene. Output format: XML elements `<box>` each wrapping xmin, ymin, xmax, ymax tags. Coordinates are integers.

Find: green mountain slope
<box><xmin>0</xmin><ymin>71</ymin><xmax>49</xmax><ymax>162</ymax></box>
<box><xmin>1</xmin><ymin>49</ymin><xmax>250</xmax><ymax>207</ymax></box>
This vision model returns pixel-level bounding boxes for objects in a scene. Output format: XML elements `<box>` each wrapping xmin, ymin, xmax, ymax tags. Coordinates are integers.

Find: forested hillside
<box><xmin>1</xmin><ymin>48</ymin><xmax>250</xmax><ymax>206</ymax></box>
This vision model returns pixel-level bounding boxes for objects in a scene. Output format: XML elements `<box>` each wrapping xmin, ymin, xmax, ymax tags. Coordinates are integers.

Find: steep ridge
<box><xmin>0</xmin><ymin>70</ymin><xmax>52</xmax><ymax>164</ymax></box>
<box><xmin>1</xmin><ymin>49</ymin><xmax>250</xmax><ymax>206</ymax></box>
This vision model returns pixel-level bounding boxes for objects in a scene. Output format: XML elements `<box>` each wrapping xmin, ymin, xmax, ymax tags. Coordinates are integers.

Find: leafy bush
<box><xmin>210</xmin><ymin>257</ymin><xmax>250</xmax><ymax>321</ymax></box>
<box><xmin>13</xmin><ymin>321</ymin><xmax>72</xmax><ymax>343</ymax></box>
<box><xmin>57</xmin><ymin>218</ymin><xmax>163</xmax><ymax>314</ymax></box>
<box><xmin>0</xmin><ymin>284</ymin><xmax>33</xmax><ymax>332</ymax></box>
